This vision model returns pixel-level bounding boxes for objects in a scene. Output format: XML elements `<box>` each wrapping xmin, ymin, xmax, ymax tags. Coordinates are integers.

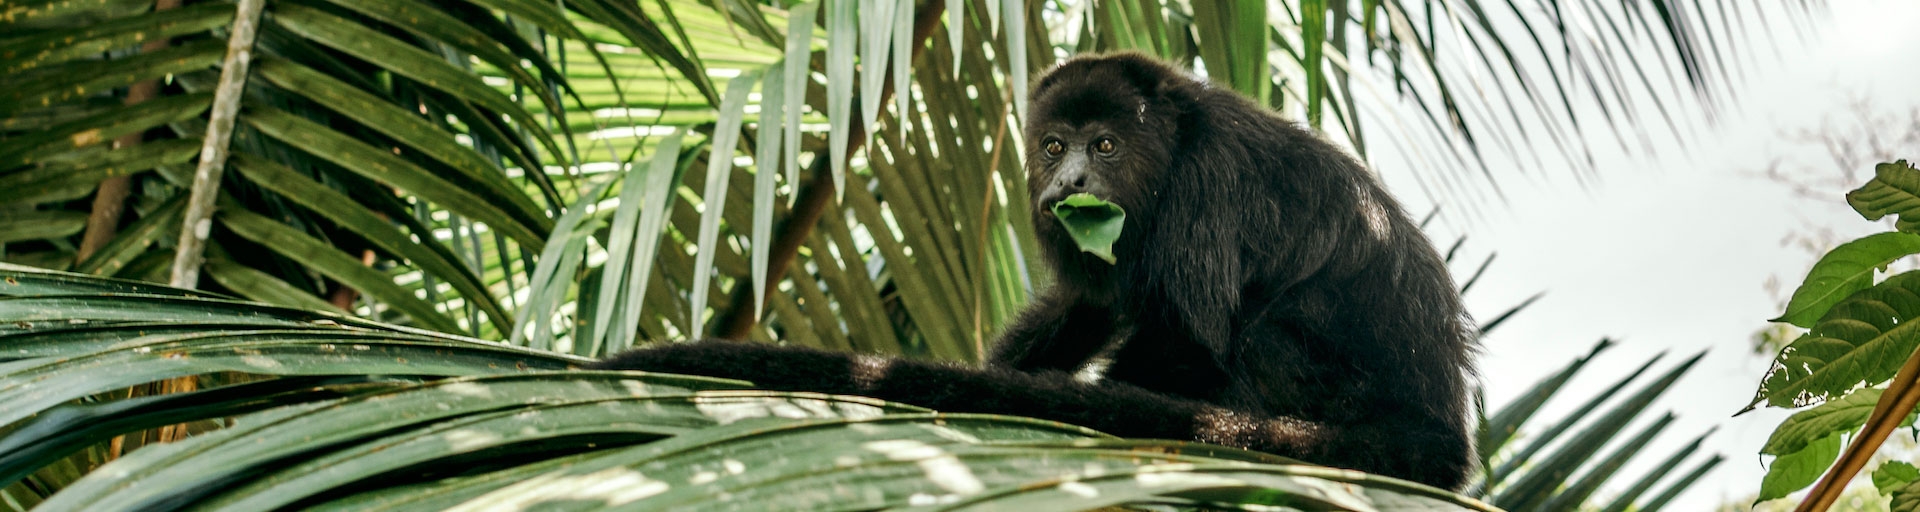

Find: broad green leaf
<box><xmin>1849</xmin><ymin>160</ymin><xmax>1920</xmax><ymax>232</ymax></box>
<box><xmin>1761</xmin><ymin>388</ymin><xmax>1903</xmax><ymax>456</ymax></box>
<box><xmin>1748</xmin><ymin>270</ymin><xmax>1920</xmax><ymax>411</ymax></box>
<box><xmin>0</xmin><ymin>323</ymin><xmax>337</xmax><ymax>361</ymax></box>
<box><xmin>1878</xmin><ymin>461</ymin><xmax>1920</xmax><ymax>495</ymax></box>
<box><xmin>1049</xmin><ymin>193</ymin><xmax>1126</xmax><ymax>264</ymax></box>
<box><xmin>1755</xmin><ymin>432</ymin><xmax>1841</xmax><ymax>505</ymax></box>
<box><xmin>935</xmin><ymin>462</ymin><xmax>1492</xmax><ymax>511</ymax></box>
<box><xmin>218</xmin><ymin>209</ymin><xmax>464</xmax><ymax>333</ymax></box>
<box><xmin>1774</xmin><ymin>232</ymin><xmax>1920</xmax><ymax>328</ymax></box>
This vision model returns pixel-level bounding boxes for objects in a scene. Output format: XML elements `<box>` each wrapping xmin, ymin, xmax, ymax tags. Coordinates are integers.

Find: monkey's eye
<box><xmin>1044</xmin><ymin>140</ymin><xmax>1065</xmax><ymax>156</ymax></box>
<box><xmin>1095</xmin><ymin>138</ymin><xmax>1116</xmax><ymax>154</ymax></box>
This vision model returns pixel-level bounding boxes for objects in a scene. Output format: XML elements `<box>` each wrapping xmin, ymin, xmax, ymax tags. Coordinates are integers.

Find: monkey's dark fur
<box><xmin>592</xmin><ymin>52</ymin><xmax>1478</xmax><ymax>490</ymax></box>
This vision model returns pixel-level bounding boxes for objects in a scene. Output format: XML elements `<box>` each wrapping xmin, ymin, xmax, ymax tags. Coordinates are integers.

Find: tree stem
<box><xmin>169</xmin><ymin>0</ymin><xmax>266</xmax><ymax>289</ymax></box>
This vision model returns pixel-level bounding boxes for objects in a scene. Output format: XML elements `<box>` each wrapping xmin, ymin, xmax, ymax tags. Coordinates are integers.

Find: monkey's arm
<box><xmin>983</xmin><ymin>290</ymin><xmax>1117</xmax><ymax>372</ymax></box>
<box><xmin>589</xmin><ymin>340</ymin><xmax>1182</xmax><ymax>430</ymax></box>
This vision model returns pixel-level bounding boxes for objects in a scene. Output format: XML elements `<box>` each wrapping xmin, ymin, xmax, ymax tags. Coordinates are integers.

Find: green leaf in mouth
<box><xmin>1050</xmin><ymin>193</ymin><xmax>1127</xmax><ymax>264</ymax></box>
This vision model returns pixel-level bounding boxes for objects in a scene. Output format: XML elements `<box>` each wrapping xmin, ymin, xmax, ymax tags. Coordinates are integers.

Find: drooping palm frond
<box><xmin>0</xmin><ymin>264</ymin><xmax>1499</xmax><ymax>511</ymax></box>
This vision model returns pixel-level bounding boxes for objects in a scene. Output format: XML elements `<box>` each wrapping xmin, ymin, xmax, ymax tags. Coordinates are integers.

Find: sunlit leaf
<box><xmin>1774</xmin><ymin>232</ymin><xmax>1920</xmax><ymax>328</ymax></box>
<box><xmin>1748</xmin><ymin>270</ymin><xmax>1920</xmax><ymax>411</ymax></box>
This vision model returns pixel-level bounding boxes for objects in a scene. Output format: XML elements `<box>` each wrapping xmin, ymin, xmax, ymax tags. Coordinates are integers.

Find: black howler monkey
<box><xmin>591</xmin><ymin>52</ymin><xmax>1478</xmax><ymax>490</ymax></box>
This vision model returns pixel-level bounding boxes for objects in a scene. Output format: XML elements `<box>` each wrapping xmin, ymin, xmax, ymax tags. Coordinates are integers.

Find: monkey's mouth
<box><xmin>1049</xmin><ymin>194</ymin><xmax>1127</xmax><ymax>264</ymax></box>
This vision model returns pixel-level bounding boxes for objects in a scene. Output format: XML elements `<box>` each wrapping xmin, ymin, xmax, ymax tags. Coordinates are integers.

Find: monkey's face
<box><xmin>1029</xmin><ymin>125</ymin><xmax>1129</xmax><ymax>210</ymax></box>
<box><xmin>1024</xmin><ymin>55</ymin><xmax>1181</xmax><ymax>259</ymax></box>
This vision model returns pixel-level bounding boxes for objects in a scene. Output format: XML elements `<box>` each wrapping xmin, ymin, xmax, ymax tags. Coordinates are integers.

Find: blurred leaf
<box><xmin>1849</xmin><ymin>160</ymin><xmax>1920</xmax><ymax>232</ymax></box>
<box><xmin>1638</xmin><ymin>454</ymin><xmax>1723</xmax><ymax>512</ymax></box>
<box><xmin>1597</xmin><ymin>427</ymin><xmax>1715</xmax><ymax>512</ymax></box>
<box><xmin>1878</xmin><ymin>461</ymin><xmax>1920</xmax><ymax>495</ymax></box>
<box><xmin>1480</xmin><ymin>338</ymin><xmax>1611</xmax><ymax>457</ymax></box>
<box><xmin>688</xmin><ymin>70</ymin><xmax>761</xmax><ymax>334</ymax></box>
<box><xmin>1493</xmin><ymin>352</ymin><xmax>1702</xmax><ymax>511</ymax></box>
<box><xmin>0</xmin><ymin>211</ymin><xmax>85</xmax><ymax>244</ymax></box>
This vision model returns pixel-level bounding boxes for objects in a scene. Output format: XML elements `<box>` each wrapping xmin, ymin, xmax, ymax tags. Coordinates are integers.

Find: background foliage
<box><xmin>1746</xmin><ymin>160</ymin><xmax>1920</xmax><ymax>511</ymax></box>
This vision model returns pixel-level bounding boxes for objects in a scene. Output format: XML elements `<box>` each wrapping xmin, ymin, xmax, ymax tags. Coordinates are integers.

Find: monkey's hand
<box><xmin>1193</xmin><ymin>409</ymin><xmax>1472</xmax><ymax>491</ymax></box>
<box><xmin>586</xmin><ymin>340</ymin><xmax>880</xmax><ymax>396</ymax></box>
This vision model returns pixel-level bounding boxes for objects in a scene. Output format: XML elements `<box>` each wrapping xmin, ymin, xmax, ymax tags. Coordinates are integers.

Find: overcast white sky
<box><xmin>1366</xmin><ymin>2</ymin><xmax>1920</xmax><ymax>509</ymax></box>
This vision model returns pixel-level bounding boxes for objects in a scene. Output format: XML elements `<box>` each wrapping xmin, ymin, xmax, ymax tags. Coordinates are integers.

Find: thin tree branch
<box><xmin>712</xmin><ymin>1</ymin><xmax>947</xmax><ymax>340</ymax></box>
<box><xmin>169</xmin><ymin>0</ymin><xmax>266</xmax><ymax>289</ymax></box>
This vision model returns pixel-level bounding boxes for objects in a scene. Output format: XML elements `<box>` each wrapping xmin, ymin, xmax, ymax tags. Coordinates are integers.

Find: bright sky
<box><xmin>1372</xmin><ymin>2</ymin><xmax>1920</xmax><ymax>509</ymax></box>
